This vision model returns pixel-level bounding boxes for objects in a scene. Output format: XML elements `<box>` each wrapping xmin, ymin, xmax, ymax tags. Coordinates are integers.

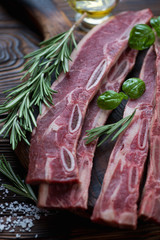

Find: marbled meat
<box><xmin>91</xmin><ymin>46</ymin><xmax>156</xmax><ymax>229</ymax></box>
<box><xmin>38</xmin><ymin>47</ymin><xmax>138</xmax><ymax>209</ymax></box>
<box><xmin>27</xmin><ymin>9</ymin><xmax>153</xmax><ymax>184</ymax></box>
<box><xmin>139</xmin><ymin>39</ymin><xmax>160</xmax><ymax>223</ymax></box>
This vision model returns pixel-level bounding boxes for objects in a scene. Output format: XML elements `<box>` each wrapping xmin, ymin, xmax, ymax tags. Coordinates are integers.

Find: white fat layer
<box><xmin>61</xmin><ymin>147</ymin><xmax>75</xmax><ymax>172</ymax></box>
<box><xmin>101</xmin><ymin>209</ymin><xmax>115</xmax><ymax>222</ymax></box>
<box><xmin>128</xmin><ymin>166</ymin><xmax>138</xmax><ymax>193</ymax></box>
<box><xmin>99</xmin><ymin>210</ymin><xmax>136</xmax><ymax>227</ymax></box>
<box><xmin>137</xmin><ymin>119</ymin><xmax>148</xmax><ymax>150</ymax></box>
<box><xmin>109</xmin><ymin>60</ymin><xmax>128</xmax><ymax>82</ymax></box>
<box><xmin>123</xmin><ymin>106</ymin><xmax>136</xmax><ymax>118</ymax></box>
<box><xmin>43</xmin><ymin>122</ymin><xmax>60</xmax><ymax>137</ymax></box>
<box><xmin>69</xmin><ymin>104</ymin><xmax>82</xmax><ymax>133</ymax></box>
<box><xmin>110</xmin><ymin>177</ymin><xmax>122</xmax><ymax>201</ymax></box>
<box><xmin>38</xmin><ymin>184</ymin><xmax>49</xmax><ymax>206</ymax></box>
<box><xmin>119</xmin><ymin>212</ymin><xmax>136</xmax><ymax>226</ymax></box>
<box><xmin>101</xmin><ymin>160</ymin><xmax>120</xmax><ymax>195</ymax></box>
<box><xmin>45</xmin><ymin>156</ymin><xmax>54</xmax><ymax>180</ymax></box>
<box><xmin>32</xmin><ymin>128</ymin><xmax>36</xmax><ymax>136</ymax></box>
<box><xmin>91</xmin><ymin>109</ymin><xmax>110</xmax><ymax>129</ymax></box>
<box><xmin>40</xmin><ymin>105</ymin><xmax>48</xmax><ymax>117</ymax></box>
<box><xmin>86</xmin><ymin>60</ymin><xmax>107</xmax><ymax>91</ymax></box>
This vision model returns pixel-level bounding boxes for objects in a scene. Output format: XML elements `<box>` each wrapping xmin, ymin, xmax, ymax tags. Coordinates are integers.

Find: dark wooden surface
<box><xmin>0</xmin><ymin>0</ymin><xmax>160</xmax><ymax>239</ymax></box>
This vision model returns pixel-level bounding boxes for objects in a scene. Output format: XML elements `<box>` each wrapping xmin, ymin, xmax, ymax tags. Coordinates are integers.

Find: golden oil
<box><xmin>68</xmin><ymin>0</ymin><xmax>118</xmax><ymax>19</ymax></box>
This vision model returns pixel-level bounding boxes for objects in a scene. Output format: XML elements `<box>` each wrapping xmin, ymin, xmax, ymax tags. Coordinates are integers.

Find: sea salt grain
<box><xmin>0</xmin><ymin>224</ymin><xmax>5</xmax><ymax>232</ymax></box>
<box><xmin>16</xmin><ymin>233</ymin><xmax>21</xmax><ymax>238</ymax></box>
<box><xmin>0</xmin><ymin>183</ymin><xmax>48</xmax><ymax>236</ymax></box>
<box><xmin>0</xmin><ymin>201</ymin><xmax>42</xmax><ymax>232</ymax></box>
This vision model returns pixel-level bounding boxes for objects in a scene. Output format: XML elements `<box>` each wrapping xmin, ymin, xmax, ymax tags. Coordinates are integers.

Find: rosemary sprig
<box><xmin>0</xmin><ymin>13</ymin><xmax>86</xmax><ymax>150</ymax></box>
<box><xmin>85</xmin><ymin>109</ymin><xmax>136</xmax><ymax>146</ymax></box>
<box><xmin>0</xmin><ymin>155</ymin><xmax>37</xmax><ymax>203</ymax></box>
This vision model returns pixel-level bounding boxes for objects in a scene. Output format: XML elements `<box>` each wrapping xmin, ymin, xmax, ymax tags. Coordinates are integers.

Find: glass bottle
<box><xmin>67</xmin><ymin>0</ymin><xmax>119</xmax><ymax>30</ymax></box>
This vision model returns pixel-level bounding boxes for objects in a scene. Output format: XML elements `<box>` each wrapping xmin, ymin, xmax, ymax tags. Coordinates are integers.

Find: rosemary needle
<box><xmin>0</xmin><ymin>13</ymin><xmax>86</xmax><ymax>150</ymax></box>
<box><xmin>0</xmin><ymin>155</ymin><xmax>37</xmax><ymax>203</ymax></box>
<box><xmin>85</xmin><ymin>109</ymin><xmax>136</xmax><ymax>146</ymax></box>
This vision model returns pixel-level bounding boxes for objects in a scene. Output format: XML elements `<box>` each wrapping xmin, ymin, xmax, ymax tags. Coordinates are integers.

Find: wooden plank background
<box><xmin>0</xmin><ymin>0</ymin><xmax>160</xmax><ymax>239</ymax></box>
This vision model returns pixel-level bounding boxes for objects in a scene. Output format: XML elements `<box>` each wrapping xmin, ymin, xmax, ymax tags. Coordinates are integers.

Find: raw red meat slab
<box><xmin>27</xmin><ymin>9</ymin><xmax>153</xmax><ymax>184</ymax></box>
<box><xmin>91</xmin><ymin>46</ymin><xmax>156</xmax><ymax>229</ymax></box>
<box><xmin>38</xmin><ymin>47</ymin><xmax>138</xmax><ymax>209</ymax></box>
<box><xmin>139</xmin><ymin>39</ymin><xmax>160</xmax><ymax>223</ymax></box>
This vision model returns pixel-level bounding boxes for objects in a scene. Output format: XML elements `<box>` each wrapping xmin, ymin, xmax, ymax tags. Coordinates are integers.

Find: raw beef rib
<box><xmin>38</xmin><ymin>47</ymin><xmax>138</xmax><ymax>209</ymax></box>
<box><xmin>91</xmin><ymin>46</ymin><xmax>156</xmax><ymax>229</ymax></box>
<box><xmin>27</xmin><ymin>9</ymin><xmax>153</xmax><ymax>184</ymax></box>
<box><xmin>139</xmin><ymin>39</ymin><xmax>160</xmax><ymax>223</ymax></box>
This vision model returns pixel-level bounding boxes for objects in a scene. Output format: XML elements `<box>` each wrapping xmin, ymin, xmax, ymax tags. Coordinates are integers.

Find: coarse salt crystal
<box><xmin>0</xmin><ymin>184</ymin><xmax>49</xmax><ymax>235</ymax></box>
<box><xmin>16</xmin><ymin>233</ymin><xmax>21</xmax><ymax>238</ymax></box>
<box><xmin>0</xmin><ymin>224</ymin><xmax>5</xmax><ymax>232</ymax></box>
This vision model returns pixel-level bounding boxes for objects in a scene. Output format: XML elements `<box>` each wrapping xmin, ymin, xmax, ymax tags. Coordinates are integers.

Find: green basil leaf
<box><xmin>122</xmin><ymin>78</ymin><xmax>145</xmax><ymax>99</ymax></box>
<box><xmin>97</xmin><ymin>90</ymin><xmax>128</xmax><ymax>110</ymax></box>
<box><xmin>150</xmin><ymin>16</ymin><xmax>160</xmax><ymax>37</ymax></box>
<box><xmin>129</xmin><ymin>24</ymin><xmax>155</xmax><ymax>50</ymax></box>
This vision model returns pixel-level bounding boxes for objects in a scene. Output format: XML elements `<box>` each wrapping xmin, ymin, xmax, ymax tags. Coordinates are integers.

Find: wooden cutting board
<box><xmin>1</xmin><ymin>0</ymin><xmax>160</xmax><ymax>239</ymax></box>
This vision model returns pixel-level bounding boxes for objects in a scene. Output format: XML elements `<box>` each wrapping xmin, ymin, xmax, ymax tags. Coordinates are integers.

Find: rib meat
<box><xmin>139</xmin><ymin>39</ymin><xmax>160</xmax><ymax>223</ymax></box>
<box><xmin>38</xmin><ymin>47</ymin><xmax>138</xmax><ymax>209</ymax></box>
<box><xmin>27</xmin><ymin>9</ymin><xmax>153</xmax><ymax>184</ymax></box>
<box><xmin>91</xmin><ymin>46</ymin><xmax>156</xmax><ymax>229</ymax></box>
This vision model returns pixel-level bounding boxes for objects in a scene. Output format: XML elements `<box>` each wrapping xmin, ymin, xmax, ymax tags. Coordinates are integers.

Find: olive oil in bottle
<box><xmin>67</xmin><ymin>0</ymin><xmax>119</xmax><ymax>29</ymax></box>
